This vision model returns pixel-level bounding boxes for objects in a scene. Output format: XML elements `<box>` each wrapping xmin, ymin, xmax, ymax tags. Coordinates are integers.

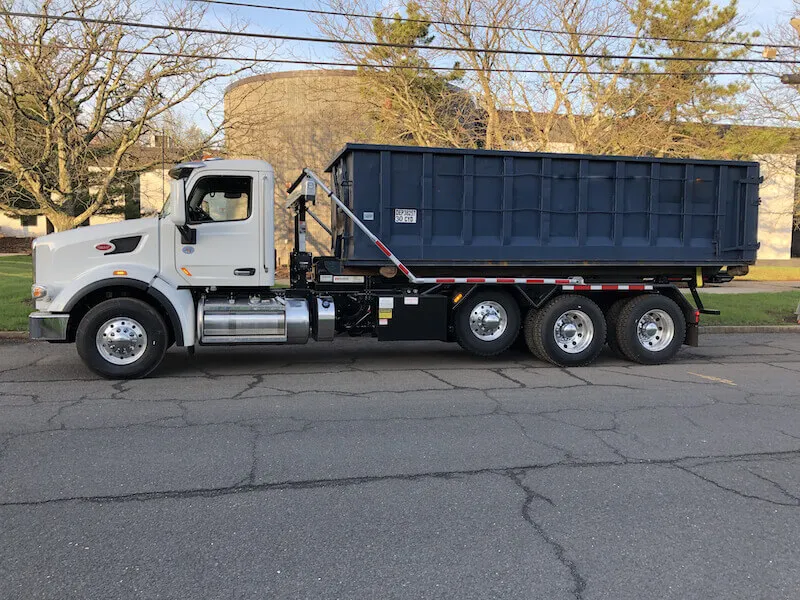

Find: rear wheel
<box><xmin>525</xmin><ymin>294</ymin><xmax>606</xmax><ymax>367</ymax></box>
<box><xmin>455</xmin><ymin>290</ymin><xmax>521</xmax><ymax>356</ymax></box>
<box><xmin>76</xmin><ymin>298</ymin><xmax>168</xmax><ymax>379</ymax></box>
<box><xmin>614</xmin><ymin>295</ymin><xmax>685</xmax><ymax>365</ymax></box>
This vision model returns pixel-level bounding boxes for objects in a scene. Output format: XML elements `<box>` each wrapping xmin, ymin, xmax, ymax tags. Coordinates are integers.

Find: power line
<box><xmin>4</xmin><ymin>10</ymin><xmax>800</xmax><ymax>65</ymax></box>
<box><xmin>190</xmin><ymin>0</ymin><xmax>800</xmax><ymax>52</ymax></box>
<box><xmin>5</xmin><ymin>40</ymin><xmax>776</xmax><ymax>78</ymax></box>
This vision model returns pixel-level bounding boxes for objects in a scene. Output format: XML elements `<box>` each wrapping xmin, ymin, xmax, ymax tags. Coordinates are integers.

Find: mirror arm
<box><xmin>177</xmin><ymin>224</ymin><xmax>196</xmax><ymax>245</ymax></box>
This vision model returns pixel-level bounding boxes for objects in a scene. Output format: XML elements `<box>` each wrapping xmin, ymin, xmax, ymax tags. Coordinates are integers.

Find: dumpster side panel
<box><xmin>327</xmin><ymin>144</ymin><xmax>760</xmax><ymax>266</ymax></box>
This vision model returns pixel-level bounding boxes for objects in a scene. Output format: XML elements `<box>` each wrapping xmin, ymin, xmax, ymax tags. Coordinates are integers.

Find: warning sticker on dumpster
<box><xmin>379</xmin><ymin>309</ymin><xmax>393</xmax><ymax>319</ymax></box>
<box><xmin>394</xmin><ymin>208</ymin><xmax>417</xmax><ymax>224</ymax></box>
<box><xmin>378</xmin><ymin>297</ymin><xmax>394</xmax><ymax>309</ymax></box>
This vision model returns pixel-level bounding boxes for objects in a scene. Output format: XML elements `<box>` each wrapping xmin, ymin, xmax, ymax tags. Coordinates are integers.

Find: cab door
<box><xmin>175</xmin><ymin>171</ymin><xmax>262</xmax><ymax>287</ymax></box>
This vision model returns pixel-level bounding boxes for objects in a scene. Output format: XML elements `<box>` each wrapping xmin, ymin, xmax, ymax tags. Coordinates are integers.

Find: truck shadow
<box><xmin>153</xmin><ymin>342</ymin><xmax>658</xmax><ymax>377</ymax></box>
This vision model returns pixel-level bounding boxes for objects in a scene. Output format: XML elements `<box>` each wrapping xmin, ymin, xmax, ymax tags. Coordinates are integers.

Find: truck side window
<box><xmin>186</xmin><ymin>175</ymin><xmax>252</xmax><ymax>224</ymax></box>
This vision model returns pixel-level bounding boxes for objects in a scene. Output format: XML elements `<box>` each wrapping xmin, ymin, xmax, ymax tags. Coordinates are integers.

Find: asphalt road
<box><xmin>1</xmin><ymin>334</ymin><xmax>800</xmax><ymax>600</ymax></box>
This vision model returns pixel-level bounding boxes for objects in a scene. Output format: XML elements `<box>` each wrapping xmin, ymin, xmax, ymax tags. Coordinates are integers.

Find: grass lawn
<box><xmin>690</xmin><ymin>291</ymin><xmax>800</xmax><ymax>326</ymax></box>
<box><xmin>0</xmin><ymin>255</ymin><xmax>32</xmax><ymax>332</ymax></box>
<box><xmin>1</xmin><ymin>255</ymin><xmax>797</xmax><ymax>331</ymax></box>
<box><xmin>741</xmin><ymin>265</ymin><xmax>800</xmax><ymax>281</ymax></box>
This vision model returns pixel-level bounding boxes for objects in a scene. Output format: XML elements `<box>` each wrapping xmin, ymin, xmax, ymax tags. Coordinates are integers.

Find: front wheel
<box><xmin>76</xmin><ymin>298</ymin><xmax>168</xmax><ymax>379</ymax></box>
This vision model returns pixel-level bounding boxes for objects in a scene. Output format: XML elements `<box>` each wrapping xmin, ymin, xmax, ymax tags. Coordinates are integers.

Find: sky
<box><xmin>195</xmin><ymin>0</ymin><xmax>796</xmax><ymax>72</ymax></box>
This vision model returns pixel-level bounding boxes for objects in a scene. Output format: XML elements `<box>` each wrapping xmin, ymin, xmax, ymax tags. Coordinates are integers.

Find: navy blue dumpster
<box><xmin>326</xmin><ymin>144</ymin><xmax>760</xmax><ymax>268</ymax></box>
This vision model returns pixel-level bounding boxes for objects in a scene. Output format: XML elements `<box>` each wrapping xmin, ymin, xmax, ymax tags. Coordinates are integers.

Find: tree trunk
<box><xmin>45</xmin><ymin>212</ymin><xmax>78</xmax><ymax>232</ymax></box>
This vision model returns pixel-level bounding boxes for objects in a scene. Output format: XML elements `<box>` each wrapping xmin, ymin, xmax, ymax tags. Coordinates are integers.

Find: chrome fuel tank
<box><xmin>198</xmin><ymin>294</ymin><xmax>309</xmax><ymax>344</ymax></box>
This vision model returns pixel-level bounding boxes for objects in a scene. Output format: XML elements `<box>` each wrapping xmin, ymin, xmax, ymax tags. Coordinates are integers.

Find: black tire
<box><xmin>604</xmin><ymin>298</ymin><xmax>629</xmax><ymax>358</ymax></box>
<box><xmin>614</xmin><ymin>295</ymin><xmax>686</xmax><ymax>365</ymax></box>
<box><xmin>455</xmin><ymin>289</ymin><xmax>521</xmax><ymax>356</ymax></box>
<box><xmin>524</xmin><ymin>294</ymin><xmax>606</xmax><ymax>367</ymax></box>
<box><xmin>76</xmin><ymin>298</ymin><xmax>169</xmax><ymax>379</ymax></box>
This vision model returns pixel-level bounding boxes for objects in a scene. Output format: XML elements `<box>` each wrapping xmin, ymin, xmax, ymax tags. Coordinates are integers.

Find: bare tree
<box><xmin>416</xmin><ymin>0</ymin><xmax>531</xmax><ymax>149</ymax></box>
<box><xmin>0</xmin><ymin>0</ymin><xmax>274</xmax><ymax>231</ymax></box>
<box><xmin>497</xmin><ymin>0</ymin><xmax>643</xmax><ymax>153</ymax></box>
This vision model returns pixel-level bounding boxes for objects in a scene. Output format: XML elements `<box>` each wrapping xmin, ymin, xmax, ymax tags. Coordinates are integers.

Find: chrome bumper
<box><xmin>29</xmin><ymin>312</ymin><xmax>69</xmax><ymax>341</ymax></box>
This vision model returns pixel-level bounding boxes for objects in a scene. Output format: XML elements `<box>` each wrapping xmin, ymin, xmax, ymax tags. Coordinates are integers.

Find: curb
<box><xmin>0</xmin><ymin>331</ymin><xmax>29</xmax><ymax>339</ymax></box>
<box><xmin>699</xmin><ymin>325</ymin><xmax>800</xmax><ymax>334</ymax></box>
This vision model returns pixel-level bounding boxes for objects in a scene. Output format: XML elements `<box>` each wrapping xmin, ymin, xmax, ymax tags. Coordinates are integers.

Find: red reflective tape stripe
<box><xmin>466</xmin><ymin>278</ymin><xmax>485</xmax><ymax>283</ymax></box>
<box><xmin>497</xmin><ymin>278</ymin><xmax>515</xmax><ymax>283</ymax></box>
<box><xmin>397</xmin><ymin>264</ymin><xmax>410</xmax><ymax>276</ymax></box>
<box><xmin>572</xmin><ymin>285</ymin><xmax>592</xmax><ymax>291</ymax></box>
<box><xmin>436</xmin><ymin>278</ymin><xmax>456</xmax><ymax>283</ymax></box>
<box><xmin>374</xmin><ymin>240</ymin><xmax>392</xmax><ymax>257</ymax></box>
<box><xmin>554</xmin><ymin>279</ymin><xmax>572</xmax><ymax>285</ymax></box>
<box><xmin>525</xmin><ymin>279</ymin><xmax>544</xmax><ymax>284</ymax></box>
<box><xmin>601</xmin><ymin>285</ymin><xmax>617</xmax><ymax>291</ymax></box>
<box><xmin>630</xmin><ymin>285</ymin><xmax>645</xmax><ymax>291</ymax></box>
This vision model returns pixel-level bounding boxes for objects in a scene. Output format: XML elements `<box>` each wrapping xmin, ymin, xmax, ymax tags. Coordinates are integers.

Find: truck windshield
<box><xmin>159</xmin><ymin>192</ymin><xmax>172</xmax><ymax>219</ymax></box>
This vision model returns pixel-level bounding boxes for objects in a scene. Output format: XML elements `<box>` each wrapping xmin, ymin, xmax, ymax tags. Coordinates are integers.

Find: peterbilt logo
<box><xmin>95</xmin><ymin>243</ymin><xmax>114</xmax><ymax>252</ymax></box>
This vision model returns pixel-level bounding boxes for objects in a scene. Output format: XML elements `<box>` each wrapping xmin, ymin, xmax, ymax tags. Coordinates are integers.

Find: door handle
<box><xmin>234</xmin><ymin>268</ymin><xmax>256</xmax><ymax>276</ymax></box>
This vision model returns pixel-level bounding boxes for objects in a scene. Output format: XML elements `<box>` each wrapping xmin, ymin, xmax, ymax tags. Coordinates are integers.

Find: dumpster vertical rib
<box><xmin>421</xmin><ymin>151</ymin><xmax>433</xmax><ymax>259</ymax></box>
<box><xmin>716</xmin><ymin>165</ymin><xmax>727</xmax><ymax>256</ymax></box>
<box><xmin>682</xmin><ymin>163</ymin><xmax>694</xmax><ymax>247</ymax></box>
<box><xmin>649</xmin><ymin>162</ymin><xmax>660</xmax><ymax>247</ymax></box>
<box><xmin>613</xmin><ymin>160</ymin><xmax>625</xmax><ymax>246</ymax></box>
<box><xmin>502</xmin><ymin>157</ymin><xmax>514</xmax><ymax>246</ymax></box>
<box><xmin>463</xmin><ymin>154</ymin><xmax>474</xmax><ymax>246</ymax></box>
<box><xmin>379</xmin><ymin>151</ymin><xmax>391</xmax><ymax>242</ymax></box>
<box><xmin>578</xmin><ymin>159</ymin><xmax>588</xmax><ymax>246</ymax></box>
<box><xmin>541</xmin><ymin>157</ymin><xmax>552</xmax><ymax>244</ymax></box>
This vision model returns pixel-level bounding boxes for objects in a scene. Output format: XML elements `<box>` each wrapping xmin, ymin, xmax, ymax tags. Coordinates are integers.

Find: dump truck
<box><xmin>29</xmin><ymin>144</ymin><xmax>760</xmax><ymax>379</ymax></box>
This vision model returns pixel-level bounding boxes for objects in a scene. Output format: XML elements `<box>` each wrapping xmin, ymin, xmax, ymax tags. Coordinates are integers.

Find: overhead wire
<box><xmin>189</xmin><ymin>0</ymin><xmax>799</xmax><ymax>51</ymax></box>
<box><xmin>5</xmin><ymin>40</ymin><xmax>775</xmax><ymax>77</ymax></box>
<box><xmin>3</xmin><ymin>10</ymin><xmax>800</xmax><ymax>65</ymax></box>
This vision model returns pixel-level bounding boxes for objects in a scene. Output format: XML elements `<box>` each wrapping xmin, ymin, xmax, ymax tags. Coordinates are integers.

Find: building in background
<box><xmin>224</xmin><ymin>69</ymin><xmax>376</xmax><ymax>262</ymax></box>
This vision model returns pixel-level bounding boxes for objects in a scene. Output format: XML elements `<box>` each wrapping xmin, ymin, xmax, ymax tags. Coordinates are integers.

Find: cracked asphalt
<box><xmin>1</xmin><ymin>333</ymin><xmax>800</xmax><ymax>600</ymax></box>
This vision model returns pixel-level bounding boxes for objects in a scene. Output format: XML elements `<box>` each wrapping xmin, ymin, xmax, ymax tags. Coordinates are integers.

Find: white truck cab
<box><xmin>30</xmin><ymin>159</ymin><xmax>288</xmax><ymax>377</ymax></box>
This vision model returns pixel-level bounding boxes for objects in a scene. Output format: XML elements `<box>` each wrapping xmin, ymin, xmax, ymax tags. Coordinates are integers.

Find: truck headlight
<box><xmin>31</xmin><ymin>284</ymin><xmax>48</xmax><ymax>299</ymax></box>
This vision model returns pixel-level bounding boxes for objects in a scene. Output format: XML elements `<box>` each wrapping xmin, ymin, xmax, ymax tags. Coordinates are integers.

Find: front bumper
<box><xmin>29</xmin><ymin>312</ymin><xmax>69</xmax><ymax>341</ymax></box>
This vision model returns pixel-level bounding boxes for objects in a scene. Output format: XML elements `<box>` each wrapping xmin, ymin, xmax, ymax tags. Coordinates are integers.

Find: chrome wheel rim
<box><xmin>469</xmin><ymin>301</ymin><xmax>508</xmax><ymax>341</ymax></box>
<box><xmin>553</xmin><ymin>310</ymin><xmax>594</xmax><ymax>354</ymax></box>
<box><xmin>636</xmin><ymin>309</ymin><xmax>674</xmax><ymax>352</ymax></box>
<box><xmin>95</xmin><ymin>317</ymin><xmax>148</xmax><ymax>365</ymax></box>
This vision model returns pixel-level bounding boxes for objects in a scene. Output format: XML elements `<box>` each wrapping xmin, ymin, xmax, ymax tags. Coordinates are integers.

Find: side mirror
<box><xmin>169</xmin><ymin>179</ymin><xmax>187</xmax><ymax>227</ymax></box>
<box><xmin>169</xmin><ymin>179</ymin><xmax>196</xmax><ymax>244</ymax></box>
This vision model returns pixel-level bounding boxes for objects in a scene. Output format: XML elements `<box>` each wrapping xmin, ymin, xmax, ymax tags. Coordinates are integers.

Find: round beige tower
<box><xmin>224</xmin><ymin>69</ymin><xmax>376</xmax><ymax>263</ymax></box>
